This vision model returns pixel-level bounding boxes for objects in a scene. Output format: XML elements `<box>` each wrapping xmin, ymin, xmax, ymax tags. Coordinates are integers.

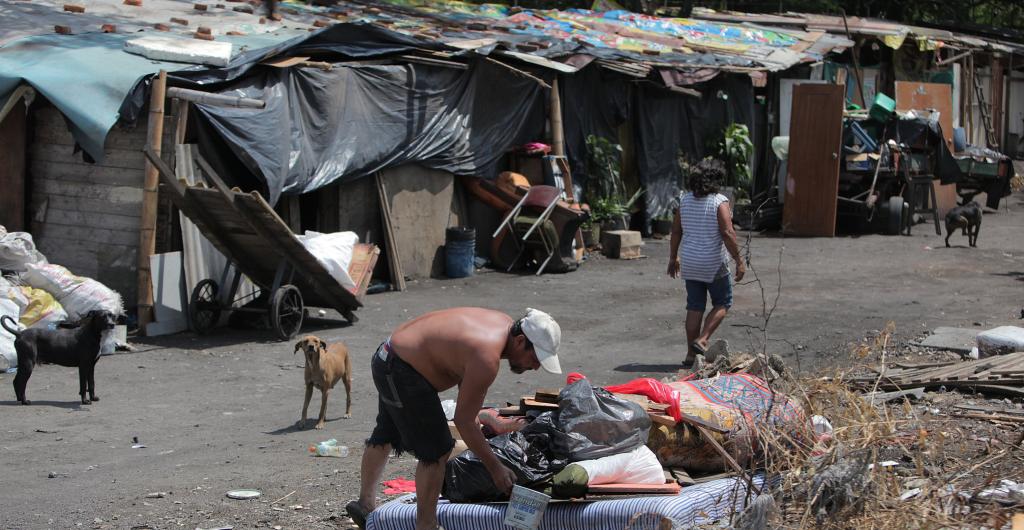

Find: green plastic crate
<box><xmin>869</xmin><ymin>93</ymin><xmax>896</xmax><ymax>122</ymax></box>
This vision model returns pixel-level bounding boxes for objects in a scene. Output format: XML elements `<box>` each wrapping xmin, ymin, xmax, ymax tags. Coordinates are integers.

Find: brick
<box><xmin>601</xmin><ymin>230</ymin><xmax>644</xmax><ymax>259</ymax></box>
<box><xmin>154</xmin><ymin>23</ymin><xmax>170</xmax><ymax>31</ymax></box>
<box><xmin>232</xmin><ymin>5</ymin><xmax>253</xmax><ymax>13</ymax></box>
<box><xmin>63</xmin><ymin>3</ymin><xmax>85</xmax><ymax>13</ymax></box>
<box><xmin>123</xmin><ymin>0</ymin><xmax>142</xmax><ymax>5</ymax></box>
<box><xmin>193</xmin><ymin>3</ymin><xmax>208</xmax><ymax>10</ymax></box>
<box><xmin>313</xmin><ymin>19</ymin><xmax>330</xmax><ymax>28</ymax></box>
<box><xmin>170</xmin><ymin>17</ymin><xmax>189</xmax><ymax>25</ymax></box>
<box><xmin>225</xmin><ymin>30</ymin><xmax>246</xmax><ymax>36</ymax></box>
<box><xmin>258</xmin><ymin>16</ymin><xmax>266</xmax><ymax>24</ymax></box>
<box><xmin>196</xmin><ymin>26</ymin><xmax>212</xmax><ymax>34</ymax></box>
<box><xmin>54</xmin><ymin>25</ymin><xmax>73</xmax><ymax>34</ymax></box>
<box><xmin>101</xmin><ymin>24</ymin><xmax>116</xmax><ymax>33</ymax></box>
<box><xmin>215</xmin><ymin>3</ymin><xmax>225</xmax><ymax>8</ymax></box>
<box><xmin>194</xmin><ymin>31</ymin><xmax>215</xmax><ymax>40</ymax></box>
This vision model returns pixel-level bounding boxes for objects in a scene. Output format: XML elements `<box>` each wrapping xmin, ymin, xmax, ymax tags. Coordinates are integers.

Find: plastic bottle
<box><xmin>309</xmin><ymin>439</ymin><xmax>349</xmax><ymax>457</ymax></box>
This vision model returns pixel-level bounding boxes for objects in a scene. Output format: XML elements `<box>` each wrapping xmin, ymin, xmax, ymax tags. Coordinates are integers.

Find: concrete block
<box><xmin>601</xmin><ymin>230</ymin><xmax>643</xmax><ymax>259</ymax></box>
<box><xmin>916</xmin><ymin>327</ymin><xmax>977</xmax><ymax>353</ymax></box>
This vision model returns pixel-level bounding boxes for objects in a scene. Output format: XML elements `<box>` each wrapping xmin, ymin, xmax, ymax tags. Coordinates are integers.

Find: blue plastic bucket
<box><xmin>445</xmin><ymin>227</ymin><xmax>475</xmax><ymax>278</ymax></box>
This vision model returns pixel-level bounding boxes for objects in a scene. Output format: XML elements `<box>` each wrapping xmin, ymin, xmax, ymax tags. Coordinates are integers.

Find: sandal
<box><xmin>346</xmin><ymin>500</ymin><xmax>370</xmax><ymax>530</ymax></box>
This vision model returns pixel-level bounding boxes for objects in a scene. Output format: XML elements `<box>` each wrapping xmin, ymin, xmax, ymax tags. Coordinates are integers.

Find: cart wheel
<box><xmin>887</xmin><ymin>196</ymin><xmax>906</xmax><ymax>235</ymax></box>
<box><xmin>189</xmin><ymin>279</ymin><xmax>221</xmax><ymax>334</ymax></box>
<box><xmin>271</xmin><ymin>284</ymin><xmax>304</xmax><ymax>341</ymax></box>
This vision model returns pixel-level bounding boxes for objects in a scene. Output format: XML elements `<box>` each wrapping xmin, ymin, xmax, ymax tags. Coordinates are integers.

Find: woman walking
<box><xmin>667</xmin><ymin>158</ymin><xmax>745</xmax><ymax>366</ymax></box>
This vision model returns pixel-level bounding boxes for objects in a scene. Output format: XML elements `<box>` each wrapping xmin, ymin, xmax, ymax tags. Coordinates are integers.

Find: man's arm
<box><xmin>717</xmin><ymin>202</ymin><xmax>745</xmax><ymax>282</ymax></box>
<box><xmin>667</xmin><ymin>208</ymin><xmax>682</xmax><ymax>278</ymax></box>
<box><xmin>453</xmin><ymin>359</ymin><xmax>516</xmax><ymax>493</ymax></box>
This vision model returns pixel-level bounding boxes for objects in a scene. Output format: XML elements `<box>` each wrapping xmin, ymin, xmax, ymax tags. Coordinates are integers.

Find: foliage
<box><xmin>718</xmin><ymin>123</ymin><xmax>754</xmax><ymax>199</ymax></box>
<box><xmin>584</xmin><ymin>135</ymin><xmax>644</xmax><ymax>225</ymax></box>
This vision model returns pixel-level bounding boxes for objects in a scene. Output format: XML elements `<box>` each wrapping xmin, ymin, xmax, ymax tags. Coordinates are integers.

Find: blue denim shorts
<box><xmin>685</xmin><ymin>274</ymin><xmax>733</xmax><ymax>312</ymax></box>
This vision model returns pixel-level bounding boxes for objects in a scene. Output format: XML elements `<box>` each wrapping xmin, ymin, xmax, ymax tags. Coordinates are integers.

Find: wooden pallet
<box><xmin>851</xmin><ymin>352</ymin><xmax>1024</xmax><ymax>391</ymax></box>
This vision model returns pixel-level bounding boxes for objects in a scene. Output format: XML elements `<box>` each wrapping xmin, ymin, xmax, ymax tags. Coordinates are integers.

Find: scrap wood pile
<box><xmin>435</xmin><ymin>327</ymin><xmax>1024</xmax><ymax>529</ymax></box>
<box><xmin>762</xmin><ymin>326</ymin><xmax>1024</xmax><ymax>529</ymax></box>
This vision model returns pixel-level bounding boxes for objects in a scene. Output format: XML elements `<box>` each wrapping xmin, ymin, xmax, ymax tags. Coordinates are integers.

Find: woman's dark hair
<box><xmin>687</xmin><ymin>158</ymin><xmax>725</xmax><ymax>198</ymax></box>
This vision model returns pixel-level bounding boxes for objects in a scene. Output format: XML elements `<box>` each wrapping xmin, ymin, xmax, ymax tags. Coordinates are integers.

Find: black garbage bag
<box><xmin>443</xmin><ymin>431</ymin><xmax>557</xmax><ymax>503</ymax></box>
<box><xmin>555</xmin><ymin>378</ymin><xmax>652</xmax><ymax>462</ymax></box>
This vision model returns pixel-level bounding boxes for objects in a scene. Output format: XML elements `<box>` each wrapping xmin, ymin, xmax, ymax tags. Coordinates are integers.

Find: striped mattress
<box><xmin>366</xmin><ymin>475</ymin><xmax>765</xmax><ymax>530</ymax></box>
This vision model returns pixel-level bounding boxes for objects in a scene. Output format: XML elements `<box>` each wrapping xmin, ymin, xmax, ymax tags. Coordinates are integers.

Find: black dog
<box><xmin>0</xmin><ymin>310</ymin><xmax>116</xmax><ymax>405</ymax></box>
<box><xmin>945</xmin><ymin>201</ymin><xmax>982</xmax><ymax>248</ymax></box>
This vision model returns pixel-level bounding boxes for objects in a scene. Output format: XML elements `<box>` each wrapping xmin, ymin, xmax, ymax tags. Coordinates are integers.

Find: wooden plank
<box><xmin>33</xmin><ymin>177</ymin><xmax>143</xmax><ymax>204</ymax></box>
<box><xmin>28</xmin><ymin>160</ymin><xmax>148</xmax><ymax>187</ymax></box>
<box><xmin>375</xmin><ymin>172</ymin><xmax>406</xmax><ymax>291</ymax></box>
<box><xmin>38</xmin><ymin>207</ymin><xmax>141</xmax><ymax>232</ymax></box>
<box><xmin>520</xmin><ymin>397</ymin><xmax>559</xmax><ymax>411</ymax></box>
<box><xmin>783</xmin><ymin>83</ymin><xmax>844</xmax><ymax>237</ymax></box>
<box><xmin>379</xmin><ymin>165</ymin><xmax>458</xmax><ymax>279</ymax></box>
<box><xmin>29</xmin><ymin>142</ymin><xmax>147</xmax><ymax>171</ymax></box>
<box><xmin>347</xmin><ymin>243</ymin><xmax>379</xmax><ymax>300</ymax></box>
<box><xmin>0</xmin><ymin>102</ymin><xmax>26</xmax><ymax>231</ymax></box>
<box><xmin>587</xmin><ymin>482</ymin><xmax>681</xmax><ymax>495</ymax></box>
<box><xmin>33</xmin><ymin>221</ymin><xmax>139</xmax><ymax>246</ymax></box>
<box><xmin>34</xmin><ymin>195</ymin><xmax>142</xmax><ymax>219</ymax></box>
<box><xmin>534</xmin><ymin>389</ymin><xmax>561</xmax><ymax>403</ymax></box>
<box><xmin>895</xmin><ymin>81</ymin><xmax>954</xmax><ymax>154</ymax></box>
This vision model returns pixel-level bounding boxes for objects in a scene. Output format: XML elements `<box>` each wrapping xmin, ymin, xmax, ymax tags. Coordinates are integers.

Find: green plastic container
<box><xmin>869</xmin><ymin>93</ymin><xmax>896</xmax><ymax>122</ymax></box>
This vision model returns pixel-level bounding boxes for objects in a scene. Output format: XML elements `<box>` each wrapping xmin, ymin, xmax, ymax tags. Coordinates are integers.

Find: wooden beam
<box><xmin>374</xmin><ymin>172</ymin><xmax>406</xmax><ymax>291</ymax></box>
<box><xmin>137</xmin><ymin>70</ymin><xmax>167</xmax><ymax>334</ymax></box>
<box><xmin>166</xmin><ymin>87</ymin><xmax>265</xmax><ymax>109</ymax></box>
<box><xmin>549</xmin><ymin>76</ymin><xmax>565</xmax><ymax>157</ymax></box>
<box><xmin>483</xmin><ymin>57</ymin><xmax>551</xmax><ymax>89</ymax></box>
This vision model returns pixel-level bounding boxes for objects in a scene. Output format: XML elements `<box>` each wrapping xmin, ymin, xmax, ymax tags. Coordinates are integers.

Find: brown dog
<box><xmin>294</xmin><ymin>336</ymin><xmax>352</xmax><ymax>430</ymax></box>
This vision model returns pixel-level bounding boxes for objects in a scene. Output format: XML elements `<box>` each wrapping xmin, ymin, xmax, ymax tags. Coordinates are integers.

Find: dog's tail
<box><xmin>1</xmin><ymin>315</ymin><xmax>21</xmax><ymax>338</ymax></box>
<box><xmin>956</xmin><ymin>215</ymin><xmax>968</xmax><ymax>225</ymax></box>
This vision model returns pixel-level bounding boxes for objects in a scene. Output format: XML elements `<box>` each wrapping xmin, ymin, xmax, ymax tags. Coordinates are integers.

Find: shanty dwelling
<box><xmin>22</xmin><ymin>0</ymin><xmax>1019</xmax><ymax>334</ymax></box>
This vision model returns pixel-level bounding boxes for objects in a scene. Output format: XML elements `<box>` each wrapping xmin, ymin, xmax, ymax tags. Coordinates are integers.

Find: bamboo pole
<box><xmin>137</xmin><ymin>70</ymin><xmax>167</xmax><ymax>335</ymax></box>
<box><xmin>549</xmin><ymin>76</ymin><xmax>565</xmax><ymax>157</ymax></box>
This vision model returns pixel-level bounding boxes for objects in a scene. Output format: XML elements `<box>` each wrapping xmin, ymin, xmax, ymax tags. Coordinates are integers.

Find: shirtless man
<box><xmin>346</xmin><ymin>307</ymin><xmax>562</xmax><ymax>530</ymax></box>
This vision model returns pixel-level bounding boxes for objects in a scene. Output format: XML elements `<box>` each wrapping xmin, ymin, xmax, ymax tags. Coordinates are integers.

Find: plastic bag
<box><xmin>443</xmin><ymin>431</ymin><xmax>555</xmax><ymax>503</ymax></box>
<box><xmin>556</xmin><ymin>378</ymin><xmax>651</xmax><ymax>462</ymax></box>
<box><xmin>574</xmin><ymin>445</ymin><xmax>665</xmax><ymax>486</ymax></box>
<box><xmin>23</xmin><ymin>263</ymin><xmax>123</xmax><ymax>319</ymax></box>
<box><xmin>604</xmin><ymin>377</ymin><xmax>683</xmax><ymax>422</ymax></box>
<box><xmin>0</xmin><ymin>227</ymin><xmax>47</xmax><ymax>272</ymax></box>
<box><xmin>19</xmin><ymin>286</ymin><xmax>67</xmax><ymax>329</ymax></box>
<box><xmin>0</xmin><ymin>297</ymin><xmax>20</xmax><ymax>367</ymax></box>
<box><xmin>295</xmin><ymin>231</ymin><xmax>358</xmax><ymax>290</ymax></box>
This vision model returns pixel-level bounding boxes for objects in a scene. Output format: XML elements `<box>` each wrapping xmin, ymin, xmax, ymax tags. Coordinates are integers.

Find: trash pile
<box><xmin>0</xmin><ymin>226</ymin><xmax>125</xmax><ymax>369</ymax></box>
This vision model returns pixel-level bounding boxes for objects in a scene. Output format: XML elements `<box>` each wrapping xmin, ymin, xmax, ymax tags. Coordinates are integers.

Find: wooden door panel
<box><xmin>0</xmin><ymin>106</ymin><xmax>26</xmax><ymax>231</ymax></box>
<box><xmin>783</xmin><ymin>83</ymin><xmax>844</xmax><ymax>237</ymax></box>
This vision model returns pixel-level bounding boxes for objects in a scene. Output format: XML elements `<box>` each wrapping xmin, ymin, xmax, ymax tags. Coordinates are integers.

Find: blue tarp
<box><xmin>0</xmin><ymin>30</ymin><xmax>303</xmax><ymax>162</ymax></box>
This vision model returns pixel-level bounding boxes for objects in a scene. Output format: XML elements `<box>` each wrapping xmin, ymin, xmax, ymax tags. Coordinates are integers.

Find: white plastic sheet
<box><xmin>296</xmin><ymin>231</ymin><xmax>358</xmax><ymax>290</ymax></box>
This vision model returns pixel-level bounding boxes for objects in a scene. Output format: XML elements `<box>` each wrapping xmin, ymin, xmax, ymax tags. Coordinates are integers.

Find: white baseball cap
<box><xmin>520</xmin><ymin>308</ymin><xmax>562</xmax><ymax>374</ymax></box>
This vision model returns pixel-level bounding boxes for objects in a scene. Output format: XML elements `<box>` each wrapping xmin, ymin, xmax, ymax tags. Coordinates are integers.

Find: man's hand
<box><xmin>667</xmin><ymin>257</ymin><xmax>680</xmax><ymax>279</ymax></box>
<box><xmin>487</xmin><ymin>462</ymin><xmax>517</xmax><ymax>495</ymax></box>
<box><xmin>735</xmin><ymin>261</ymin><xmax>746</xmax><ymax>282</ymax></box>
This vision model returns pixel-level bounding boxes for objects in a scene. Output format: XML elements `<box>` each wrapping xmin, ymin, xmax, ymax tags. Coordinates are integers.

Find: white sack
<box><xmin>0</xmin><ymin>298</ymin><xmax>21</xmax><ymax>367</ymax></box>
<box><xmin>0</xmin><ymin>227</ymin><xmax>47</xmax><ymax>272</ymax></box>
<box><xmin>977</xmin><ymin>326</ymin><xmax>1024</xmax><ymax>358</ymax></box>
<box><xmin>296</xmin><ymin>231</ymin><xmax>358</xmax><ymax>290</ymax></box>
<box><xmin>575</xmin><ymin>445</ymin><xmax>665</xmax><ymax>486</ymax></box>
<box><xmin>23</xmin><ymin>263</ymin><xmax>123</xmax><ymax>320</ymax></box>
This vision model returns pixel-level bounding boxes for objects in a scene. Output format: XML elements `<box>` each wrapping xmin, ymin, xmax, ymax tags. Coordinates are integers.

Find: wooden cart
<box><xmin>144</xmin><ymin>147</ymin><xmax>378</xmax><ymax>340</ymax></box>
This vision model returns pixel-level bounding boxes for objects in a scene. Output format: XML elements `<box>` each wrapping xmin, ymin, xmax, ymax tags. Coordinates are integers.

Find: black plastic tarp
<box><xmin>190</xmin><ymin>59</ymin><xmax>543</xmax><ymax>204</ymax></box>
<box><xmin>559</xmin><ymin>66</ymin><xmax>633</xmax><ymax>198</ymax></box>
<box><xmin>634</xmin><ymin>73</ymin><xmax>756</xmax><ymax>220</ymax></box>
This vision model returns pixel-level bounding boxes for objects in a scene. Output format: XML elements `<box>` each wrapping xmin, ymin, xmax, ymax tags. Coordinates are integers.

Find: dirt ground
<box><xmin>2</xmin><ymin>193</ymin><xmax>1023</xmax><ymax>529</ymax></box>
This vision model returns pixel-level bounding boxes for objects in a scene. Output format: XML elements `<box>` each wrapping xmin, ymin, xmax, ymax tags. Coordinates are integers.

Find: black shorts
<box><xmin>366</xmin><ymin>342</ymin><xmax>455</xmax><ymax>464</ymax></box>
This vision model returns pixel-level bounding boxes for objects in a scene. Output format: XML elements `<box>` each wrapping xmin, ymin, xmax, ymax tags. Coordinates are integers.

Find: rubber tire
<box><xmin>271</xmin><ymin>284</ymin><xmax>304</xmax><ymax>341</ymax></box>
<box><xmin>887</xmin><ymin>196</ymin><xmax>906</xmax><ymax>235</ymax></box>
<box><xmin>189</xmin><ymin>279</ymin><xmax>221</xmax><ymax>334</ymax></box>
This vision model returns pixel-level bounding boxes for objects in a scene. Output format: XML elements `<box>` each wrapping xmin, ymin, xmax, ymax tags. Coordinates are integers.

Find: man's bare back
<box><xmin>389</xmin><ymin>307</ymin><xmax>511</xmax><ymax>392</ymax></box>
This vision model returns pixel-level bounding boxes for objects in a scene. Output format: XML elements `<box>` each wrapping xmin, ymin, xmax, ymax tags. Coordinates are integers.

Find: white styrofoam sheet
<box><xmin>124</xmin><ymin>36</ymin><xmax>234</xmax><ymax>67</ymax></box>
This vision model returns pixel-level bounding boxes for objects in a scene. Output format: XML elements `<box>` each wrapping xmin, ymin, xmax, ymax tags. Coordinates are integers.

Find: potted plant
<box><xmin>584</xmin><ymin>135</ymin><xmax>644</xmax><ymax>235</ymax></box>
<box><xmin>651</xmin><ymin>214</ymin><xmax>674</xmax><ymax>236</ymax></box>
<box><xmin>718</xmin><ymin>123</ymin><xmax>754</xmax><ymax>213</ymax></box>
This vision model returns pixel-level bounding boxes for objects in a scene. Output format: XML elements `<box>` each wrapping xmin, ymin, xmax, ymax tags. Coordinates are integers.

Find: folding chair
<box><xmin>491</xmin><ymin>185</ymin><xmax>561</xmax><ymax>275</ymax></box>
